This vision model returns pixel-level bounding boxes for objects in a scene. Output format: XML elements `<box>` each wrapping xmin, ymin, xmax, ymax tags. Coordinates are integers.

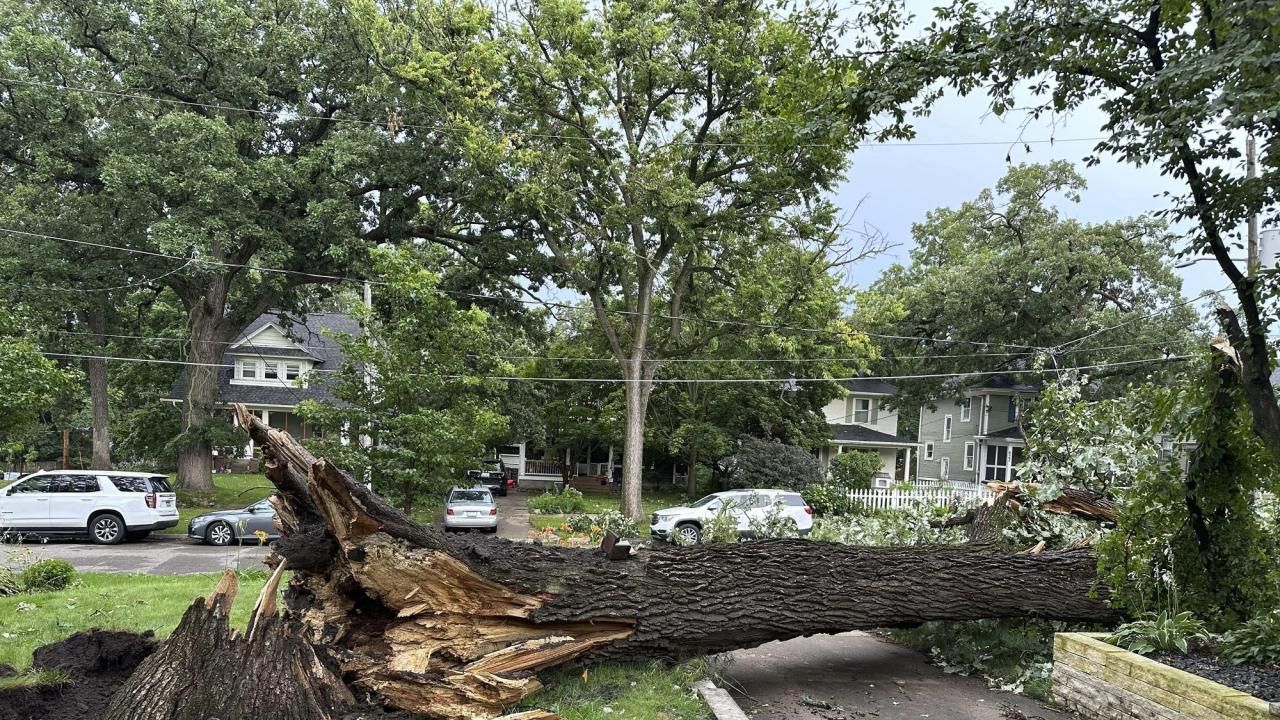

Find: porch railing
<box><xmin>524</xmin><ymin>459</ymin><xmax>565</xmax><ymax>476</ymax></box>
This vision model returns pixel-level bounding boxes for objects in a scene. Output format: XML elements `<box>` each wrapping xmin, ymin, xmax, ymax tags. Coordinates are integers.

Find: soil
<box><xmin>0</xmin><ymin>631</ymin><xmax>423</xmax><ymax>720</ymax></box>
<box><xmin>0</xmin><ymin>630</ymin><xmax>157</xmax><ymax>720</ymax></box>
<box><xmin>1152</xmin><ymin>651</ymin><xmax>1280</xmax><ymax>702</ymax></box>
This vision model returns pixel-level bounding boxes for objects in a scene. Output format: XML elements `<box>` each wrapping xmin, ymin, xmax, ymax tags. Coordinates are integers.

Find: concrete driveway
<box><xmin>723</xmin><ymin>631</ymin><xmax>1072</xmax><ymax>720</ymax></box>
<box><xmin>4</xmin><ymin>493</ymin><xmax>533</xmax><ymax>575</ymax></box>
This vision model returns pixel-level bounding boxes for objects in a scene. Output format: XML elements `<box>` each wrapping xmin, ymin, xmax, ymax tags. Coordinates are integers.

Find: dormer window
<box><xmin>239</xmin><ymin>360</ymin><xmax>258</xmax><ymax>380</ymax></box>
<box><xmin>285</xmin><ymin>363</ymin><xmax>301</xmax><ymax>381</ymax></box>
<box><xmin>263</xmin><ymin>361</ymin><xmax>279</xmax><ymax>380</ymax></box>
<box><xmin>853</xmin><ymin>398</ymin><xmax>871</xmax><ymax>423</ymax></box>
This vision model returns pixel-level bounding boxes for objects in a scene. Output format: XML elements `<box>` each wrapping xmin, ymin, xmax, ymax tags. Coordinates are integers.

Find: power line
<box><xmin>0</xmin><ymin>226</ymin><xmax>1049</xmax><ymax>350</ymax></box>
<box><xmin>0</xmin><ymin>77</ymin><xmax>1107</xmax><ymax>150</ymax></box>
<box><xmin>1052</xmin><ymin>287</ymin><xmax>1226</xmax><ymax>353</ymax></box>
<box><xmin>41</xmin><ymin>350</ymin><xmax>1194</xmax><ymax>383</ymax></box>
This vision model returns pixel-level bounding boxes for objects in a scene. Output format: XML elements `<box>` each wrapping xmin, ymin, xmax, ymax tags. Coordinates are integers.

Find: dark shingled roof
<box><xmin>828</xmin><ymin>424</ymin><xmax>916</xmax><ymax>445</ymax></box>
<box><xmin>168</xmin><ymin>312</ymin><xmax>360</xmax><ymax>408</ymax></box>
<box><xmin>840</xmin><ymin>378</ymin><xmax>899</xmax><ymax>395</ymax></box>
<box><xmin>970</xmin><ymin>375</ymin><xmax>1040</xmax><ymax>393</ymax></box>
<box><xmin>983</xmin><ymin>425</ymin><xmax>1026</xmax><ymax>440</ymax></box>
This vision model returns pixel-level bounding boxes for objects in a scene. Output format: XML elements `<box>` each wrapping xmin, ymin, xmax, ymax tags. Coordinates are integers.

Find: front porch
<box><xmin>497</xmin><ymin>442</ymin><xmax>622</xmax><ymax>492</ymax></box>
<box><xmin>818</xmin><ymin>441</ymin><xmax>917</xmax><ymax>488</ymax></box>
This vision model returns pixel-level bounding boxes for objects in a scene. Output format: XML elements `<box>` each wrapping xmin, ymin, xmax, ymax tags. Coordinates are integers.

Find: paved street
<box><xmin>3</xmin><ymin>534</ymin><xmax>273</xmax><ymax>575</ymax></box>
<box><xmin>723</xmin><ymin>632</ymin><xmax>1072</xmax><ymax>720</ymax></box>
<box><xmin>3</xmin><ymin>493</ymin><xmax>534</xmax><ymax>575</ymax></box>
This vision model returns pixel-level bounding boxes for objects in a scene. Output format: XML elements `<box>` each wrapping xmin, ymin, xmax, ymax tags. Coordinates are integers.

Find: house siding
<box><xmin>821</xmin><ymin>393</ymin><xmax>897</xmax><ymax>436</ymax></box>
<box><xmin>984</xmin><ymin>394</ymin><xmax>1020</xmax><ymax>435</ymax></box>
<box><xmin>918</xmin><ymin>399</ymin><xmax>976</xmax><ymax>482</ymax></box>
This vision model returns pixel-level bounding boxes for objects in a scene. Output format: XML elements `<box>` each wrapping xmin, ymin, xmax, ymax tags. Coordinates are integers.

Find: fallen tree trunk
<box><xmin>111</xmin><ymin>405</ymin><xmax>1120</xmax><ymax>720</ymax></box>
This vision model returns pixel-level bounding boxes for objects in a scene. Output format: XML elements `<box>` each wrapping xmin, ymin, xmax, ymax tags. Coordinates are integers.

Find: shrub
<box><xmin>564</xmin><ymin>510</ymin><xmax>640</xmax><ymax>540</ymax></box>
<box><xmin>723</xmin><ymin>436</ymin><xmax>821</xmax><ymax>491</ymax></box>
<box><xmin>527</xmin><ymin>487</ymin><xmax>588</xmax><ymax>514</ymax></box>
<box><xmin>20</xmin><ymin>559</ymin><xmax>76</xmax><ymax>592</ymax></box>
<box><xmin>802</xmin><ymin>482</ymin><xmax>858</xmax><ymax>517</ymax></box>
<box><xmin>829</xmin><ymin>450</ymin><xmax>880</xmax><ymax>490</ymax></box>
<box><xmin>1106</xmin><ymin>611</ymin><xmax>1210</xmax><ymax>655</ymax></box>
<box><xmin>1219</xmin><ymin>610</ymin><xmax>1280</xmax><ymax>666</ymax></box>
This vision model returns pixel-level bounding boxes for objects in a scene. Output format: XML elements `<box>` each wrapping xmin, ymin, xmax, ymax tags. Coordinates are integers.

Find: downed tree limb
<box><xmin>111</xmin><ymin>405</ymin><xmax>1122</xmax><ymax>720</ymax></box>
<box><xmin>985</xmin><ymin>482</ymin><xmax>1118</xmax><ymax>523</ymax></box>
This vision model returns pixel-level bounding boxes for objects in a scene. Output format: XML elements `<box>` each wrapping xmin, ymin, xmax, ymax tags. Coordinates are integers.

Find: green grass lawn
<box><xmin>160</xmin><ymin>473</ymin><xmax>275</xmax><ymax>535</ymax></box>
<box><xmin>528</xmin><ymin>489</ymin><xmax>694</xmax><ymax>534</ymax></box>
<box><xmin>0</xmin><ymin>571</ymin><xmax>271</xmax><ymax>669</ymax></box>
<box><xmin>517</xmin><ymin>661</ymin><xmax>712</xmax><ymax>720</ymax></box>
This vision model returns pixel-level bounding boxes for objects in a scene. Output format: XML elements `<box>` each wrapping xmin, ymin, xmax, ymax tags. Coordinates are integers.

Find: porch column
<box><xmin>903</xmin><ymin>446</ymin><xmax>912</xmax><ymax>483</ymax></box>
<box><xmin>606</xmin><ymin>445</ymin><xmax>614</xmax><ymax>478</ymax></box>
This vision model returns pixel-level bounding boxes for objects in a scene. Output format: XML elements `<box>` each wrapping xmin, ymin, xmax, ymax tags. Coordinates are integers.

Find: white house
<box><xmin>816</xmin><ymin>379</ymin><xmax>919</xmax><ymax>488</ymax></box>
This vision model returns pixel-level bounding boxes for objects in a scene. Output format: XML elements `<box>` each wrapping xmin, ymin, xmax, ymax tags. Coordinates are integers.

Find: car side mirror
<box><xmin>246</xmin><ymin>507</ymin><xmax>257</xmax><ymax>514</ymax></box>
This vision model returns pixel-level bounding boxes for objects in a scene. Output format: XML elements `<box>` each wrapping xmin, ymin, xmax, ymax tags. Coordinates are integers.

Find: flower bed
<box><xmin>1052</xmin><ymin>632</ymin><xmax>1278</xmax><ymax>720</ymax></box>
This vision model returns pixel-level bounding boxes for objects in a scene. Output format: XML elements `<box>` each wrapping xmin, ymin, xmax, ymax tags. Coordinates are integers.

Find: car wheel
<box><xmin>205</xmin><ymin>521</ymin><xmax>235</xmax><ymax>546</ymax></box>
<box><xmin>89</xmin><ymin>513</ymin><xmax>125</xmax><ymax>545</ymax></box>
<box><xmin>126</xmin><ymin>530</ymin><xmax>151</xmax><ymax>542</ymax></box>
<box><xmin>674</xmin><ymin>523</ymin><xmax>702</xmax><ymax>545</ymax></box>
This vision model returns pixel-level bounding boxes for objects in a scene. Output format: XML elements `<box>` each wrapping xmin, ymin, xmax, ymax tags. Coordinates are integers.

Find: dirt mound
<box><xmin>0</xmin><ymin>630</ymin><xmax>157</xmax><ymax>720</ymax></box>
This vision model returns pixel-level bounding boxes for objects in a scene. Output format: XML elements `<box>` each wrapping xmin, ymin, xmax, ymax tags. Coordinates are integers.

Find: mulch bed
<box><xmin>1152</xmin><ymin>650</ymin><xmax>1280</xmax><ymax>702</ymax></box>
<box><xmin>0</xmin><ymin>630</ymin><xmax>421</xmax><ymax>720</ymax></box>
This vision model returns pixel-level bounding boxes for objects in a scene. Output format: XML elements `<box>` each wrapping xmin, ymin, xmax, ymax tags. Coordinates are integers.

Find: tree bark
<box><xmin>118</xmin><ymin>407</ymin><xmax>1121</xmax><ymax>720</ymax></box>
<box><xmin>619</xmin><ymin>371</ymin><xmax>652</xmax><ymax>521</ymax></box>
<box><xmin>175</xmin><ymin>295</ymin><xmax>232</xmax><ymax>493</ymax></box>
<box><xmin>82</xmin><ymin>308</ymin><xmax>111</xmax><ymax>470</ymax></box>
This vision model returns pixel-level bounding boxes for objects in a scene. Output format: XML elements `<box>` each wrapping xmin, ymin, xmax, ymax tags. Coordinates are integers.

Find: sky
<box><xmin>834</xmin><ymin>95</ymin><xmax>1229</xmax><ymax>302</ymax></box>
<box><xmin>830</xmin><ymin>0</ymin><xmax>1236</xmax><ymax>307</ymax></box>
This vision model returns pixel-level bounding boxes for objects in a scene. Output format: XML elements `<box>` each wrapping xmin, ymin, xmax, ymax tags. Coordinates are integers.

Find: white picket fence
<box><xmin>847</xmin><ymin>484</ymin><xmax>992</xmax><ymax>512</ymax></box>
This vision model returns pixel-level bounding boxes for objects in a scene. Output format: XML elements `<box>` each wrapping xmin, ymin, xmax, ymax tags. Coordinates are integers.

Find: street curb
<box><xmin>693</xmin><ymin>679</ymin><xmax>750</xmax><ymax>720</ymax></box>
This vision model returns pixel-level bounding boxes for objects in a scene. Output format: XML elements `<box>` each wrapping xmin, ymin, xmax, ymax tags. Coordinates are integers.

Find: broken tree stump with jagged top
<box><xmin>104</xmin><ymin>403</ymin><xmax>1120</xmax><ymax>720</ymax></box>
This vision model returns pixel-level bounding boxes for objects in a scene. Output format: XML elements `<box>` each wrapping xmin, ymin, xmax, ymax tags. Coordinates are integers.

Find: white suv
<box><xmin>649</xmin><ymin>489</ymin><xmax>813</xmax><ymax>544</ymax></box>
<box><xmin>0</xmin><ymin>470</ymin><xmax>179</xmax><ymax>544</ymax></box>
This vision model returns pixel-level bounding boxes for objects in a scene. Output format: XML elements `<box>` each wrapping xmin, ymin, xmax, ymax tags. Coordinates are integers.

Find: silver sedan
<box><xmin>443</xmin><ymin>487</ymin><xmax>498</xmax><ymax>532</ymax></box>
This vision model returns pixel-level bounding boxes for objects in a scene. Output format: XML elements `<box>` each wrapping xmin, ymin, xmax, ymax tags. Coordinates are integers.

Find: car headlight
<box><xmin>189</xmin><ymin>516</ymin><xmax>212</xmax><ymax>527</ymax></box>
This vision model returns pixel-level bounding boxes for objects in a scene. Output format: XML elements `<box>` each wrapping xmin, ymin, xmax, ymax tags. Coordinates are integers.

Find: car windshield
<box><xmin>450</xmin><ymin>490</ymin><xmax>492</xmax><ymax>504</ymax></box>
<box><xmin>688</xmin><ymin>494</ymin><xmax>722</xmax><ymax>508</ymax></box>
<box><xmin>480</xmin><ymin>460</ymin><xmax>501</xmax><ymax>469</ymax></box>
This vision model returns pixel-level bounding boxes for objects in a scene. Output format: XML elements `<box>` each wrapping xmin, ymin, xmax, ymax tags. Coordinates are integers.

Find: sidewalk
<box><xmin>722</xmin><ymin>631</ymin><xmax>1072</xmax><ymax>720</ymax></box>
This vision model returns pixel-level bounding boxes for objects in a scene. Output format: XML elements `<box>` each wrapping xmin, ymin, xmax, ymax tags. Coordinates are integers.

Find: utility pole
<box><xmin>1247</xmin><ymin>133</ymin><xmax>1260</xmax><ymax>274</ymax></box>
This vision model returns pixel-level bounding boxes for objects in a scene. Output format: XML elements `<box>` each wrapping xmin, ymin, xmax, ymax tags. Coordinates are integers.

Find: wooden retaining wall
<box><xmin>1052</xmin><ymin>632</ymin><xmax>1277</xmax><ymax>720</ymax></box>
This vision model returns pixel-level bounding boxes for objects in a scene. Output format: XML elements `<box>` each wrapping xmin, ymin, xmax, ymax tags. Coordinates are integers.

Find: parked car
<box><xmin>649</xmin><ymin>489</ymin><xmax>812</xmax><ymax>544</ymax></box>
<box><xmin>443</xmin><ymin>487</ymin><xmax>498</xmax><ymax>532</ymax></box>
<box><xmin>465</xmin><ymin>459</ymin><xmax>509</xmax><ymax>497</ymax></box>
<box><xmin>0</xmin><ymin>470</ymin><xmax>179</xmax><ymax>544</ymax></box>
<box><xmin>187</xmin><ymin>499</ymin><xmax>278</xmax><ymax>546</ymax></box>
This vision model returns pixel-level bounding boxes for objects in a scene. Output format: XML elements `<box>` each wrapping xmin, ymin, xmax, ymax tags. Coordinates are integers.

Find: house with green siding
<box><xmin>915</xmin><ymin>376</ymin><xmax>1039</xmax><ymax>484</ymax></box>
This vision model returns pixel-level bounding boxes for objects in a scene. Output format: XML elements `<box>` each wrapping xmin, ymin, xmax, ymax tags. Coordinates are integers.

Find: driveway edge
<box><xmin>693</xmin><ymin>679</ymin><xmax>750</xmax><ymax>720</ymax></box>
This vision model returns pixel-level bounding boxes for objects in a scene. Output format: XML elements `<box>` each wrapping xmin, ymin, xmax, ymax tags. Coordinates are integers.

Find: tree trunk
<box><xmin>619</xmin><ymin>368</ymin><xmax>653</xmax><ymax>521</ymax></box>
<box><xmin>83</xmin><ymin>308</ymin><xmax>111</xmax><ymax>470</ymax></box>
<box><xmin>176</xmin><ymin>306</ymin><xmax>227</xmax><ymax>493</ymax></box>
<box><xmin>103</xmin><ymin>406</ymin><xmax>1120</xmax><ymax>720</ymax></box>
<box><xmin>685</xmin><ymin>445</ymin><xmax>699</xmax><ymax>496</ymax></box>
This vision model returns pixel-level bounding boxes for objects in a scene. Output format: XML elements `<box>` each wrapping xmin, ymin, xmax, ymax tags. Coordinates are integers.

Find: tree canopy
<box><xmin>859</xmin><ymin>162</ymin><xmax>1202</xmax><ymax>422</ymax></box>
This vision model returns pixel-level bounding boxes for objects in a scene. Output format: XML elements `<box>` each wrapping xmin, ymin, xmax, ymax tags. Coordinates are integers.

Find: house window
<box><xmin>964</xmin><ymin>442</ymin><xmax>975</xmax><ymax>470</ymax></box>
<box><xmin>940</xmin><ymin>457</ymin><xmax>950</xmax><ymax>480</ymax></box>
<box><xmin>240</xmin><ymin>360</ymin><xmax>258</xmax><ymax>380</ymax></box>
<box><xmin>943</xmin><ymin>415</ymin><xmax>953</xmax><ymax>442</ymax></box>
<box><xmin>263</xmin><ymin>361</ymin><xmax>279</xmax><ymax>380</ymax></box>
<box><xmin>983</xmin><ymin>445</ymin><xmax>1024</xmax><ymax>482</ymax></box>
<box><xmin>285</xmin><ymin>363</ymin><xmax>302</xmax><ymax>381</ymax></box>
<box><xmin>960</xmin><ymin>398</ymin><xmax>972</xmax><ymax>422</ymax></box>
<box><xmin>854</xmin><ymin>398</ymin><xmax>871</xmax><ymax>423</ymax></box>
<box><xmin>924</xmin><ymin>442</ymin><xmax>935</xmax><ymax>460</ymax></box>
<box><xmin>1008</xmin><ymin>398</ymin><xmax>1019</xmax><ymax>423</ymax></box>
